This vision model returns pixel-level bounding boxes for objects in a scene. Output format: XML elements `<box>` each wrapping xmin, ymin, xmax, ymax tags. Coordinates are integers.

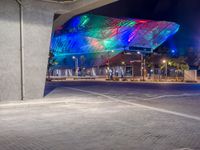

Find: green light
<box><xmin>81</xmin><ymin>15</ymin><xmax>90</xmax><ymax>27</ymax></box>
<box><xmin>118</xmin><ymin>20</ymin><xmax>136</xmax><ymax>27</ymax></box>
<box><xmin>102</xmin><ymin>38</ymin><xmax>118</xmax><ymax>50</ymax></box>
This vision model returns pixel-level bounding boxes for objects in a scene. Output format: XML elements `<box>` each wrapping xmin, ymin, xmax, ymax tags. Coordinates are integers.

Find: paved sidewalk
<box><xmin>0</xmin><ymin>96</ymin><xmax>200</xmax><ymax>150</ymax></box>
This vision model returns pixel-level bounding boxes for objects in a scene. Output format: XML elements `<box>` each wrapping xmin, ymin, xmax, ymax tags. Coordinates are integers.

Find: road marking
<box><xmin>67</xmin><ymin>87</ymin><xmax>200</xmax><ymax>121</ymax></box>
<box><xmin>0</xmin><ymin>97</ymin><xmax>113</xmax><ymax>108</ymax></box>
<box><xmin>173</xmin><ymin>148</ymin><xmax>194</xmax><ymax>150</ymax></box>
<box><xmin>144</xmin><ymin>93</ymin><xmax>200</xmax><ymax>100</ymax></box>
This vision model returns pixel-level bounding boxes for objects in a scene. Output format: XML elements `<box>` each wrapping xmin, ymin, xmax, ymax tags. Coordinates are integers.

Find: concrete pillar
<box><xmin>0</xmin><ymin>0</ymin><xmax>57</xmax><ymax>101</ymax></box>
<box><xmin>22</xmin><ymin>1</ymin><xmax>55</xmax><ymax>99</ymax></box>
<box><xmin>0</xmin><ymin>0</ymin><xmax>117</xmax><ymax>101</ymax></box>
<box><xmin>0</xmin><ymin>0</ymin><xmax>21</xmax><ymax>101</ymax></box>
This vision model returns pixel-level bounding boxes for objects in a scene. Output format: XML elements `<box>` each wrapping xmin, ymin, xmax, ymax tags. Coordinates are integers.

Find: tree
<box><xmin>166</xmin><ymin>57</ymin><xmax>189</xmax><ymax>80</ymax></box>
<box><xmin>186</xmin><ymin>47</ymin><xmax>200</xmax><ymax>68</ymax></box>
<box><xmin>168</xmin><ymin>57</ymin><xmax>189</xmax><ymax>71</ymax></box>
<box><xmin>47</xmin><ymin>51</ymin><xmax>58</xmax><ymax>80</ymax></box>
<box><xmin>80</xmin><ymin>55</ymin><xmax>86</xmax><ymax>68</ymax></box>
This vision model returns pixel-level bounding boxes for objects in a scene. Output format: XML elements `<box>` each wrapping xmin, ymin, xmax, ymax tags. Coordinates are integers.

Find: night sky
<box><xmin>88</xmin><ymin>0</ymin><xmax>200</xmax><ymax>55</ymax></box>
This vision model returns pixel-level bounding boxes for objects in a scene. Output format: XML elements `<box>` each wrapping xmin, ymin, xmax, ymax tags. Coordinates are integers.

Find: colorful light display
<box><xmin>50</xmin><ymin>14</ymin><xmax>180</xmax><ymax>69</ymax></box>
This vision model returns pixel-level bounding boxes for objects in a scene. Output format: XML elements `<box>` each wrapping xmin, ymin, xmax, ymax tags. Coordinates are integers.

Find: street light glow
<box><xmin>171</xmin><ymin>49</ymin><xmax>175</xmax><ymax>53</ymax></box>
<box><xmin>162</xmin><ymin>59</ymin><xmax>166</xmax><ymax>63</ymax></box>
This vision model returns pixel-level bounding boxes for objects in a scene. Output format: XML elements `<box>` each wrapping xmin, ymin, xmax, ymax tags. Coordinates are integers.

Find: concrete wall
<box><xmin>23</xmin><ymin>1</ymin><xmax>55</xmax><ymax>99</ymax></box>
<box><xmin>0</xmin><ymin>0</ymin><xmax>21</xmax><ymax>101</ymax></box>
<box><xmin>0</xmin><ymin>0</ymin><xmax>57</xmax><ymax>101</ymax></box>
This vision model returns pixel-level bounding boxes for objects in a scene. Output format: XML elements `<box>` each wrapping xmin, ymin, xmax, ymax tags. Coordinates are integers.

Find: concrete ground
<box><xmin>0</xmin><ymin>81</ymin><xmax>200</xmax><ymax>150</ymax></box>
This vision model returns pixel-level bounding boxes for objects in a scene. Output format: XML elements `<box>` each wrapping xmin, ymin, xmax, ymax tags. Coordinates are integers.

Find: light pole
<box><xmin>72</xmin><ymin>56</ymin><xmax>78</xmax><ymax>77</ymax></box>
<box><xmin>130</xmin><ymin>60</ymin><xmax>135</xmax><ymax>80</ymax></box>
<box><xmin>107</xmin><ymin>50</ymin><xmax>114</xmax><ymax>79</ymax></box>
<box><xmin>162</xmin><ymin>59</ymin><xmax>167</xmax><ymax>79</ymax></box>
<box><xmin>107</xmin><ymin>50</ymin><xmax>114</xmax><ymax>68</ymax></box>
<box><xmin>137</xmin><ymin>51</ymin><xmax>145</xmax><ymax>81</ymax></box>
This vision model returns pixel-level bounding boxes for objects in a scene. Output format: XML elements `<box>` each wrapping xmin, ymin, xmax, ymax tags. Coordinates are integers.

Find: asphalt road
<box><xmin>45</xmin><ymin>81</ymin><xmax>200</xmax><ymax>117</ymax></box>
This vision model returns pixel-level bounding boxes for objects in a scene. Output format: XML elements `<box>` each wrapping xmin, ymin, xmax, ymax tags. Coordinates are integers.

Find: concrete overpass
<box><xmin>0</xmin><ymin>0</ymin><xmax>117</xmax><ymax>101</ymax></box>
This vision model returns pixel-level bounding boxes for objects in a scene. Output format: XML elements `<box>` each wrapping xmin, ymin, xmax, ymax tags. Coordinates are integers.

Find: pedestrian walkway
<box><xmin>0</xmin><ymin>96</ymin><xmax>200</xmax><ymax>150</ymax></box>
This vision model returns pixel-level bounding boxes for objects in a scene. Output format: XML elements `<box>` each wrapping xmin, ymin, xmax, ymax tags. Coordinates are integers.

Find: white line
<box><xmin>67</xmin><ymin>87</ymin><xmax>200</xmax><ymax>121</ymax></box>
<box><xmin>0</xmin><ymin>100</ymin><xmax>66</xmax><ymax>108</ymax></box>
<box><xmin>144</xmin><ymin>93</ymin><xmax>200</xmax><ymax>100</ymax></box>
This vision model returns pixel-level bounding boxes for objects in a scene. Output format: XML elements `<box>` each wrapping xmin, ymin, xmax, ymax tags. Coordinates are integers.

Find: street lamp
<box><xmin>162</xmin><ymin>59</ymin><xmax>166</xmax><ymax>63</ymax></box>
<box><xmin>72</xmin><ymin>56</ymin><xmax>78</xmax><ymax>77</ymax></box>
<box><xmin>171</xmin><ymin>50</ymin><xmax>175</xmax><ymax>53</ymax></box>
<box><xmin>107</xmin><ymin>50</ymin><xmax>114</xmax><ymax>79</ymax></box>
<box><xmin>162</xmin><ymin>59</ymin><xmax>167</xmax><ymax>78</ymax></box>
<box><xmin>137</xmin><ymin>51</ymin><xmax>145</xmax><ymax>81</ymax></box>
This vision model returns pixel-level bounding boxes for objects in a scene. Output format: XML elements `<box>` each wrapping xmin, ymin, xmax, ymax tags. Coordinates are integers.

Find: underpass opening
<box><xmin>44</xmin><ymin>11</ymin><xmax>180</xmax><ymax>97</ymax></box>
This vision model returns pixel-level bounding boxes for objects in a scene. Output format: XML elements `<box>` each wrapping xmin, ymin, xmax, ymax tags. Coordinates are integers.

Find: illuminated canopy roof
<box><xmin>50</xmin><ymin>14</ymin><xmax>180</xmax><ymax>68</ymax></box>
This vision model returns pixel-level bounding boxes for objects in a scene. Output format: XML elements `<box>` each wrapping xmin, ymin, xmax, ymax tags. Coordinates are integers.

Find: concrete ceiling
<box><xmin>53</xmin><ymin>0</ymin><xmax>118</xmax><ymax>31</ymax></box>
<box><xmin>41</xmin><ymin>0</ymin><xmax>77</xmax><ymax>3</ymax></box>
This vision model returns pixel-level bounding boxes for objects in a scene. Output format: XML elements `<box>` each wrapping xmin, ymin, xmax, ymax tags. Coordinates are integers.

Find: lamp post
<box><xmin>162</xmin><ymin>59</ymin><xmax>167</xmax><ymax>79</ymax></box>
<box><xmin>137</xmin><ymin>51</ymin><xmax>145</xmax><ymax>81</ymax></box>
<box><xmin>107</xmin><ymin>50</ymin><xmax>114</xmax><ymax>68</ymax></box>
<box><xmin>80</xmin><ymin>55</ymin><xmax>85</xmax><ymax>76</ymax></box>
<box><xmin>72</xmin><ymin>56</ymin><xmax>78</xmax><ymax>77</ymax></box>
<box><xmin>107</xmin><ymin>50</ymin><xmax>114</xmax><ymax>79</ymax></box>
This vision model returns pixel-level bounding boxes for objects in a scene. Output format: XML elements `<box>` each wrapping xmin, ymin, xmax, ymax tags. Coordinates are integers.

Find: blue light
<box><xmin>171</xmin><ymin>49</ymin><xmax>175</xmax><ymax>53</ymax></box>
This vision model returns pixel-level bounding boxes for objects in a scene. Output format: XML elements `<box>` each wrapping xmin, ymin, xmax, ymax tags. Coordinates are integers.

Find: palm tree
<box><xmin>47</xmin><ymin>51</ymin><xmax>58</xmax><ymax>80</ymax></box>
